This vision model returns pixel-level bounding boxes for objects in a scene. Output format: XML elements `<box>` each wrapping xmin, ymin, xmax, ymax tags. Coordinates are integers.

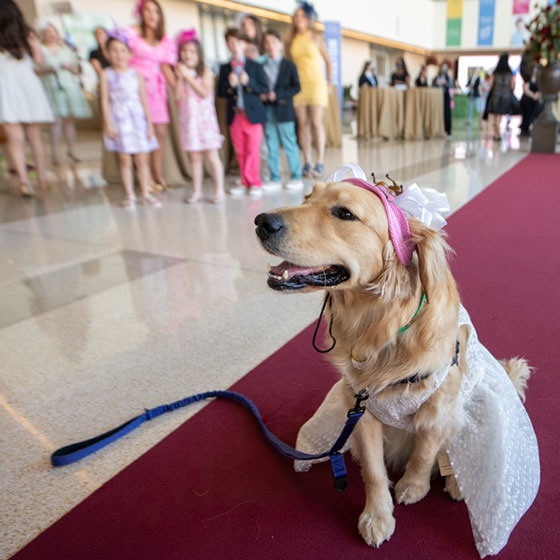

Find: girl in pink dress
<box><xmin>175</xmin><ymin>31</ymin><xmax>224</xmax><ymax>204</ymax></box>
<box><xmin>128</xmin><ymin>0</ymin><xmax>176</xmax><ymax>190</ymax></box>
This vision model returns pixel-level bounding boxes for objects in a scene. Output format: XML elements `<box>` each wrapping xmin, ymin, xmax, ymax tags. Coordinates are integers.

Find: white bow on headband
<box><xmin>326</xmin><ymin>164</ymin><xmax>450</xmax><ymax>231</ymax></box>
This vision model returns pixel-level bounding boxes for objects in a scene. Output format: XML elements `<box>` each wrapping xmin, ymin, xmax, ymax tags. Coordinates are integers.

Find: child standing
<box><xmin>100</xmin><ymin>31</ymin><xmax>161</xmax><ymax>208</ymax></box>
<box><xmin>261</xmin><ymin>29</ymin><xmax>303</xmax><ymax>191</ymax></box>
<box><xmin>175</xmin><ymin>30</ymin><xmax>225</xmax><ymax>203</ymax></box>
<box><xmin>0</xmin><ymin>1</ymin><xmax>54</xmax><ymax>197</ymax></box>
<box><xmin>217</xmin><ymin>28</ymin><xmax>268</xmax><ymax>198</ymax></box>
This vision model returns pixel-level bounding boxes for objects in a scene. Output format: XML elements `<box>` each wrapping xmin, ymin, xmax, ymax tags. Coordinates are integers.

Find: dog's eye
<box><xmin>331</xmin><ymin>206</ymin><xmax>359</xmax><ymax>221</ymax></box>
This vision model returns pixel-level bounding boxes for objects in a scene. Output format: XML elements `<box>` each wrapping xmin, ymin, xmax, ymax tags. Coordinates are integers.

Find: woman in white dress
<box><xmin>0</xmin><ymin>1</ymin><xmax>54</xmax><ymax>196</ymax></box>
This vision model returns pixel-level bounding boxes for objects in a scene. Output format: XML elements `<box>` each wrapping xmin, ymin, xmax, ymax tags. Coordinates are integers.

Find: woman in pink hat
<box><xmin>128</xmin><ymin>0</ymin><xmax>176</xmax><ymax>190</ymax></box>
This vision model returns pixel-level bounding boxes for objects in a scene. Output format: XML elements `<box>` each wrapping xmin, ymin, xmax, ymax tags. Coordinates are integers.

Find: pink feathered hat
<box><xmin>176</xmin><ymin>28</ymin><xmax>200</xmax><ymax>46</ymax></box>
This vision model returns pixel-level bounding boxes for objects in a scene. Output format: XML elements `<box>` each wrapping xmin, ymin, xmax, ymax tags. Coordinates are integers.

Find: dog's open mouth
<box><xmin>267</xmin><ymin>261</ymin><xmax>350</xmax><ymax>290</ymax></box>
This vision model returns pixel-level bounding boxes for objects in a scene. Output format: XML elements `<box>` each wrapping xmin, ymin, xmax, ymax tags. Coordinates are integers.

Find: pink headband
<box><xmin>107</xmin><ymin>28</ymin><xmax>130</xmax><ymax>46</ymax></box>
<box><xmin>133</xmin><ymin>0</ymin><xmax>146</xmax><ymax>20</ymax></box>
<box><xmin>343</xmin><ymin>177</ymin><xmax>415</xmax><ymax>266</ymax></box>
<box><xmin>177</xmin><ymin>28</ymin><xmax>199</xmax><ymax>45</ymax></box>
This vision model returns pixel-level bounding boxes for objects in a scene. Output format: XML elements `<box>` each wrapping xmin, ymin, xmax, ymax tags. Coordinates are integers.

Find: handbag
<box><xmin>510</xmin><ymin>93</ymin><xmax>521</xmax><ymax>115</ymax></box>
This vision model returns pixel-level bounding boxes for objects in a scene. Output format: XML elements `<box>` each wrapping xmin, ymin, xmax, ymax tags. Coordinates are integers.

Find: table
<box><xmin>357</xmin><ymin>86</ymin><xmax>445</xmax><ymax>140</ymax></box>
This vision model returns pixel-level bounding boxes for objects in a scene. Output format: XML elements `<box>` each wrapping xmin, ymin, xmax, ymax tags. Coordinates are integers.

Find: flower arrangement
<box><xmin>524</xmin><ymin>1</ymin><xmax>560</xmax><ymax>65</ymax></box>
<box><xmin>425</xmin><ymin>55</ymin><xmax>438</xmax><ymax>66</ymax></box>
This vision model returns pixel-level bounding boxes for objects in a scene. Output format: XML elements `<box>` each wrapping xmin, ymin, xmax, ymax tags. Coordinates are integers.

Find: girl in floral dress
<box><xmin>100</xmin><ymin>31</ymin><xmax>161</xmax><ymax>208</ymax></box>
<box><xmin>175</xmin><ymin>31</ymin><xmax>224</xmax><ymax>203</ymax></box>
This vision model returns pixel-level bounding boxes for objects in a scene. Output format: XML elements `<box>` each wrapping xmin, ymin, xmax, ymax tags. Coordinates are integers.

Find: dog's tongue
<box><xmin>269</xmin><ymin>260</ymin><xmax>325</xmax><ymax>280</ymax></box>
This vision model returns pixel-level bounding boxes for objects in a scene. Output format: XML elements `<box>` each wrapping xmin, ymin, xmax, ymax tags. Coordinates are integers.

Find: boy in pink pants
<box><xmin>217</xmin><ymin>29</ymin><xmax>268</xmax><ymax>198</ymax></box>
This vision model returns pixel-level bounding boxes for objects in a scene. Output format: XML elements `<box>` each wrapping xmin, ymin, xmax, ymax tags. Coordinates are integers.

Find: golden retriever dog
<box><xmin>254</xmin><ymin>178</ymin><xmax>538</xmax><ymax>556</ymax></box>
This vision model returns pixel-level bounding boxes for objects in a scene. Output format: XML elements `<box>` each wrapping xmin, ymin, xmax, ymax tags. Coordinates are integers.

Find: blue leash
<box><xmin>51</xmin><ymin>389</ymin><xmax>369</xmax><ymax>492</ymax></box>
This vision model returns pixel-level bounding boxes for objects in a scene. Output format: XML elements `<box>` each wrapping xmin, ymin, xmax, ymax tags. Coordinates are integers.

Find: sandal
<box><xmin>302</xmin><ymin>163</ymin><xmax>312</xmax><ymax>178</ymax></box>
<box><xmin>121</xmin><ymin>196</ymin><xmax>137</xmax><ymax>209</ymax></box>
<box><xmin>151</xmin><ymin>182</ymin><xmax>168</xmax><ymax>193</ymax></box>
<box><xmin>142</xmin><ymin>194</ymin><xmax>162</xmax><ymax>208</ymax></box>
<box><xmin>211</xmin><ymin>192</ymin><xmax>226</xmax><ymax>204</ymax></box>
<box><xmin>184</xmin><ymin>193</ymin><xmax>202</xmax><ymax>204</ymax></box>
<box><xmin>19</xmin><ymin>183</ymin><xmax>34</xmax><ymax>197</ymax></box>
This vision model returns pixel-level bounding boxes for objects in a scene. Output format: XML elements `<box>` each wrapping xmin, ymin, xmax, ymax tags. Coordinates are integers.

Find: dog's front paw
<box><xmin>395</xmin><ymin>475</ymin><xmax>430</xmax><ymax>505</ymax></box>
<box><xmin>358</xmin><ymin>511</ymin><xmax>396</xmax><ymax>547</ymax></box>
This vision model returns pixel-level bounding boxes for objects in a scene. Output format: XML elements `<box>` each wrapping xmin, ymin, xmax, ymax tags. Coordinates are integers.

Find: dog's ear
<box><xmin>304</xmin><ymin>182</ymin><xmax>327</xmax><ymax>201</ymax></box>
<box><xmin>368</xmin><ymin>241</ymin><xmax>414</xmax><ymax>302</ymax></box>
<box><xmin>409</xmin><ymin>219</ymin><xmax>453</xmax><ymax>303</ymax></box>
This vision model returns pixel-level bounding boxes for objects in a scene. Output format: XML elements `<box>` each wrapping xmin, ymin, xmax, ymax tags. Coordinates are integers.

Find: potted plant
<box><xmin>524</xmin><ymin>1</ymin><xmax>560</xmax><ymax>92</ymax></box>
<box><xmin>524</xmin><ymin>1</ymin><xmax>560</xmax><ymax>152</ymax></box>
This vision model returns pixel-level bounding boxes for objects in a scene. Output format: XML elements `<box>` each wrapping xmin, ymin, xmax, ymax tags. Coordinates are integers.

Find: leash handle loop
<box><xmin>50</xmin><ymin>389</ymin><xmax>368</xmax><ymax>491</ymax></box>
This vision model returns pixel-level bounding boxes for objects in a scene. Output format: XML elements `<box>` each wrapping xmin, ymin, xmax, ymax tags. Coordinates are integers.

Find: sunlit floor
<box><xmin>0</xmin><ymin>116</ymin><xmax>531</xmax><ymax>558</ymax></box>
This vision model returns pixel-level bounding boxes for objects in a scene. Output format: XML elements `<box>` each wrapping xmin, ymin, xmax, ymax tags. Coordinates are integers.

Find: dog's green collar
<box><xmin>397</xmin><ymin>293</ymin><xmax>427</xmax><ymax>334</ymax></box>
<box><xmin>351</xmin><ymin>292</ymin><xmax>427</xmax><ymax>369</ymax></box>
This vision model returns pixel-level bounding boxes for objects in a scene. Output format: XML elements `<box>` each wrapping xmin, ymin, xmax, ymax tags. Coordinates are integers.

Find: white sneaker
<box><xmin>261</xmin><ymin>181</ymin><xmax>282</xmax><ymax>192</ymax></box>
<box><xmin>285</xmin><ymin>179</ymin><xmax>304</xmax><ymax>191</ymax></box>
<box><xmin>248</xmin><ymin>186</ymin><xmax>263</xmax><ymax>198</ymax></box>
<box><xmin>229</xmin><ymin>186</ymin><xmax>246</xmax><ymax>197</ymax></box>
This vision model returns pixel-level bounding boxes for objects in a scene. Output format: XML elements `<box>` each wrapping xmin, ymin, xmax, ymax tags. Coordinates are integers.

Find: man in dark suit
<box><xmin>260</xmin><ymin>29</ymin><xmax>303</xmax><ymax>191</ymax></box>
<box><xmin>217</xmin><ymin>28</ymin><xmax>268</xmax><ymax>198</ymax></box>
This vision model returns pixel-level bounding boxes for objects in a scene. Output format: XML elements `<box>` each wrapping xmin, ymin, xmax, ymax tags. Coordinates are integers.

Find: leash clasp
<box><xmin>348</xmin><ymin>389</ymin><xmax>369</xmax><ymax>417</ymax></box>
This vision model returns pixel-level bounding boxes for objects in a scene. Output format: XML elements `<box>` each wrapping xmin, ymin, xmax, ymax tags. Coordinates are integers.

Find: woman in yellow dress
<box><xmin>287</xmin><ymin>2</ymin><xmax>331</xmax><ymax>178</ymax></box>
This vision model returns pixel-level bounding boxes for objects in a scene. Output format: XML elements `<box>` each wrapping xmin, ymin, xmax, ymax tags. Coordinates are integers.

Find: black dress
<box><xmin>486</xmin><ymin>72</ymin><xmax>513</xmax><ymax>115</ymax></box>
<box><xmin>390</xmin><ymin>71</ymin><xmax>408</xmax><ymax>86</ymax></box>
<box><xmin>432</xmin><ymin>73</ymin><xmax>453</xmax><ymax>135</ymax></box>
<box><xmin>359</xmin><ymin>72</ymin><xmax>378</xmax><ymax>87</ymax></box>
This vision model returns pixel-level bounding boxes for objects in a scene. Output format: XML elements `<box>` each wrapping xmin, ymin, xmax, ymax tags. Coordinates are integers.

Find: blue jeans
<box><xmin>467</xmin><ymin>96</ymin><xmax>478</xmax><ymax>124</ymax></box>
<box><xmin>264</xmin><ymin>107</ymin><xmax>301</xmax><ymax>181</ymax></box>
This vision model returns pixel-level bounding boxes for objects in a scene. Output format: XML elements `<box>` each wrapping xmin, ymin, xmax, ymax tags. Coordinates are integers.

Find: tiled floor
<box><xmin>0</xmin><ymin>117</ymin><xmax>530</xmax><ymax>558</ymax></box>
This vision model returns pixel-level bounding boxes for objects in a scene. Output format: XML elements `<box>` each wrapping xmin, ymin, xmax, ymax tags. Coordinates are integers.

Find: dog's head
<box><xmin>255</xmin><ymin>181</ymin><xmax>451</xmax><ymax>302</ymax></box>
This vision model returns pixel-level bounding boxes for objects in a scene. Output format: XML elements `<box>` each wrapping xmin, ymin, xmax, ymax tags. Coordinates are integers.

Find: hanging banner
<box><xmin>477</xmin><ymin>0</ymin><xmax>495</xmax><ymax>47</ymax></box>
<box><xmin>511</xmin><ymin>0</ymin><xmax>530</xmax><ymax>46</ymax></box>
<box><xmin>513</xmin><ymin>0</ymin><xmax>530</xmax><ymax>13</ymax></box>
<box><xmin>446</xmin><ymin>0</ymin><xmax>463</xmax><ymax>47</ymax></box>
<box><xmin>323</xmin><ymin>20</ymin><xmax>342</xmax><ymax>116</ymax></box>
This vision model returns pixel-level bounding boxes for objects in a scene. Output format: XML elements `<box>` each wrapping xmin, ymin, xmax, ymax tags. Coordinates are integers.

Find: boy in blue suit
<box><xmin>217</xmin><ymin>28</ymin><xmax>268</xmax><ymax>198</ymax></box>
<box><xmin>261</xmin><ymin>29</ymin><xmax>303</xmax><ymax>191</ymax></box>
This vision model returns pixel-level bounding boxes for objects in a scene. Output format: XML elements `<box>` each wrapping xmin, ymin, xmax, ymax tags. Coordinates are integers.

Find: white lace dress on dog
<box><xmin>294</xmin><ymin>306</ymin><xmax>540</xmax><ymax>558</ymax></box>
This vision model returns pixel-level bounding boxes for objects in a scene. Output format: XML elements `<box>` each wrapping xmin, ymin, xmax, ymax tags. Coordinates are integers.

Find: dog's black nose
<box><xmin>255</xmin><ymin>212</ymin><xmax>285</xmax><ymax>241</ymax></box>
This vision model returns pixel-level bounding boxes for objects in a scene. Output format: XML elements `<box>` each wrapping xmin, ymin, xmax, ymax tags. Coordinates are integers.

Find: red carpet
<box><xmin>13</xmin><ymin>154</ymin><xmax>560</xmax><ymax>559</ymax></box>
